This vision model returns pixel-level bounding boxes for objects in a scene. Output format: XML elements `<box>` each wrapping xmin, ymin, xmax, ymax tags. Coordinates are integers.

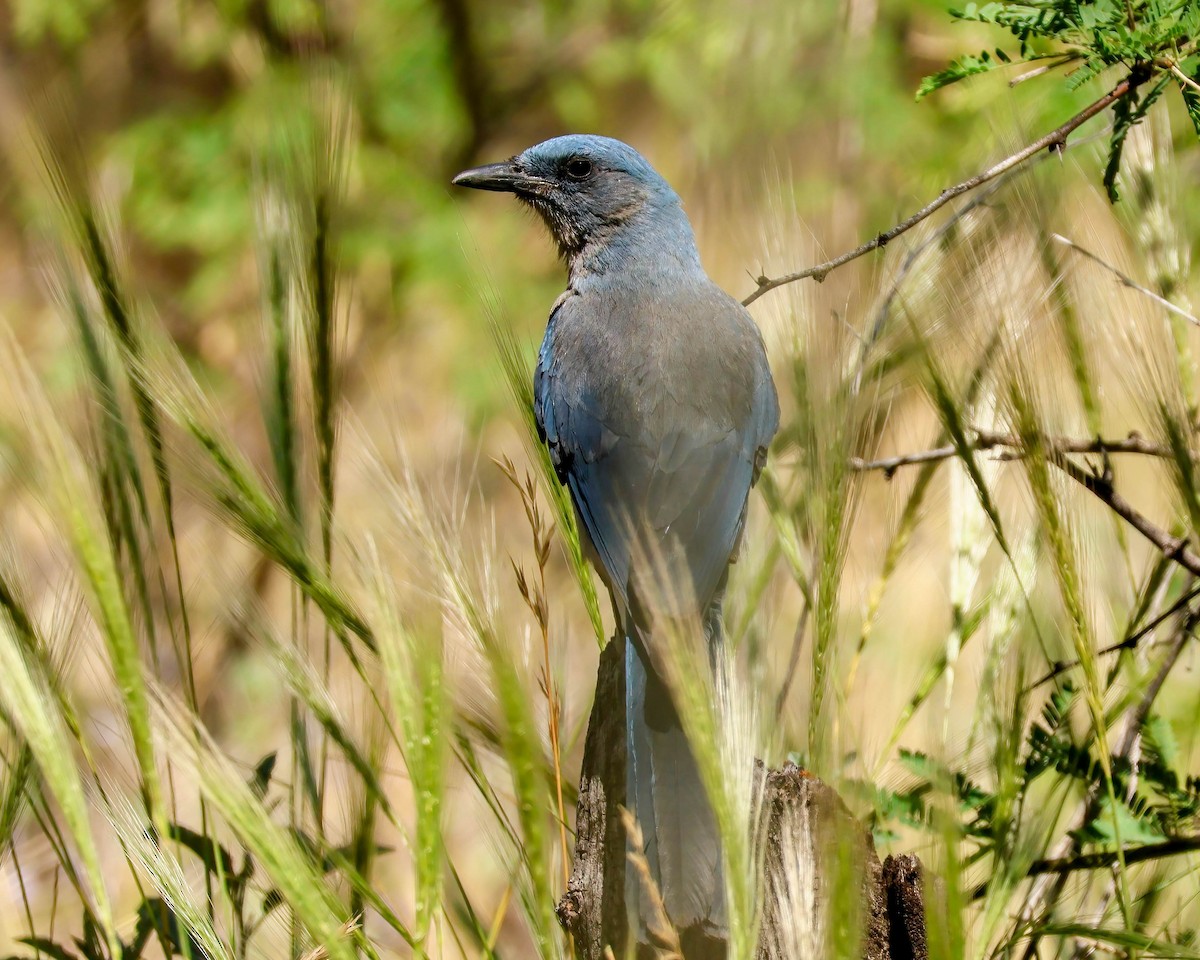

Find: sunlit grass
<box><xmin>0</xmin><ymin>67</ymin><xmax>1199</xmax><ymax>960</ymax></box>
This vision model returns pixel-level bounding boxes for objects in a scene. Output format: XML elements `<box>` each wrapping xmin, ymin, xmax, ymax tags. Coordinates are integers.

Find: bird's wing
<box><xmin>535</xmin><ymin>290</ymin><xmax>771</xmax><ymax>620</ymax></box>
<box><xmin>536</xmin><ymin>293</ymin><xmax>639</xmax><ymax>600</ymax></box>
<box><xmin>534</xmin><ymin>291</ymin><xmax>575</xmax><ymax>485</ymax></box>
<box><xmin>751</xmin><ymin>338</ymin><xmax>780</xmax><ymax>486</ymax></box>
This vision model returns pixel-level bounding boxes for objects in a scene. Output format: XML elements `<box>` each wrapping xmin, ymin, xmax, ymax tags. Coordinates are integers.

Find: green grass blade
<box><xmin>149</xmin><ymin>684</ymin><xmax>357</xmax><ymax>960</ymax></box>
<box><xmin>369</xmin><ymin>565</ymin><xmax>446</xmax><ymax>942</ymax></box>
<box><xmin>105</xmin><ymin>790</ymin><xmax>233</xmax><ymax>960</ymax></box>
<box><xmin>1007</xmin><ymin>381</ymin><xmax>1132</xmax><ymax>931</ymax></box>
<box><xmin>0</xmin><ymin>742</ymin><xmax>34</xmax><ymax>862</ymax></box>
<box><xmin>0</xmin><ymin>616</ymin><xmax>118</xmax><ymax>957</ymax></box>
<box><xmin>492</xmin><ymin>318</ymin><xmax>605</xmax><ymax>646</ymax></box>
<box><xmin>258</xmin><ymin>227</ymin><xmax>302</xmax><ymax>527</ymax></box>
<box><xmin>2</xmin><ymin>335</ymin><xmax>165</xmax><ymax>822</ymax></box>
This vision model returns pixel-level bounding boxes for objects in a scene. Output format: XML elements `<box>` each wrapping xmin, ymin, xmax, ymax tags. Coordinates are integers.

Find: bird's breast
<box><xmin>552</xmin><ymin>317</ymin><xmax>756</xmax><ymax>435</ymax></box>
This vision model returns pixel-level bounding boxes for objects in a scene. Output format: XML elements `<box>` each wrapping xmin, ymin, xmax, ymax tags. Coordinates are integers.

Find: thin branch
<box><xmin>981</xmin><ymin>608</ymin><xmax>1199</xmax><ymax>913</ymax></box>
<box><xmin>981</xmin><ymin>431</ymin><xmax>1173</xmax><ymax>460</ymax></box>
<box><xmin>1051</xmin><ymin>455</ymin><xmax>1200</xmax><ymax>579</ymax></box>
<box><xmin>1034</xmin><ymin>833</ymin><xmax>1200</xmax><ymax>876</ymax></box>
<box><xmin>852</xmin><ymin>431</ymin><xmax>1200</xmax><ymax>626</ymax></box>
<box><xmin>850</xmin><ymin>430</ymin><xmax>1173</xmax><ymax>478</ymax></box>
<box><xmin>1010</xmin><ymin>55</ymin><xmax>1084</xmax><ymax>88</ymax></box>
<box><xmin>1168</xmin><ymin>61</ymin><xmax>1200</xmax><ymax>94</ymax></box>
<box><xmin>1014</xmin><ymin>461</ymin><xmax>1198</xmax><ymax>954</ymax></box>
<box><xmin>972</xmin><ymin>834</ymin><xmax>1200</xmax><ymax>900</ymax></box>
<box><xmin>742</xmin><ymin>74</ymin><xmax>1144</xmax><ymax>307</ymax></box>
<box><xmin>1120</xmin><ymin>605</ymin><xmax>1198</xmax><ymax>749</ymax></box>
<box><xmin>850</xmin><ymin>444</ymin><xmax>958</xmax><ymax>475</ymax></box>
<box><xmin>1026</xmin><ymin>583</ymin><xmax>1200</xmax><ymax>692</ymax></box>
<box><xmin>1052</xmin><ymin>233</ymin><xmax>1200</xmax><ymax>327</ymax></box>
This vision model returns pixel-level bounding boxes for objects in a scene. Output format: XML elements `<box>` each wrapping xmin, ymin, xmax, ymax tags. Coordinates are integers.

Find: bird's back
<box><xmin>536</xmin><ymin>268</ymin><xmax>777</xmax><ymax>626</ymax></box>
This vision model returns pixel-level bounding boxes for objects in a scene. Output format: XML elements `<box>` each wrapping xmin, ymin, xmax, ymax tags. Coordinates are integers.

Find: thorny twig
<box><xmin>1051</xmin><ymin>454</ymin><xmax>1200</xmax><ymax>579</ymax></box>
<box><xmin>742</xmin><ymin>74</ymin><xmax>1145</xmax><ymax>306</ymax></box>
<box><xmin>850</xmin><ymin>430</ymin><xmax>1174</xmax><ymax>478</ymax></box>
<box><xmin>1027</xmin><ymin>582</ymin><xmax>1200</xmax><ymax>691</ymax></box>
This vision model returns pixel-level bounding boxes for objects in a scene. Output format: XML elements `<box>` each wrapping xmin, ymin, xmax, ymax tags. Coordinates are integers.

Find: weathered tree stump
<box><xmin>556</xmin><ymin>636</ymin><xmax>929</xmax><ymax>959</ymax></box>
<box><xmin>556</xmin><ymin>637</ymin><xmax>629</xmax><ymax>957</ymax></box>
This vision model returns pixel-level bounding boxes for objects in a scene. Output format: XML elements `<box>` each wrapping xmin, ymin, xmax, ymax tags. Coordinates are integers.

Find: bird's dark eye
<box><xmin>565</xmin><ymin>157</ymin><xmax>593</xmax><ymax>180</ymax></box>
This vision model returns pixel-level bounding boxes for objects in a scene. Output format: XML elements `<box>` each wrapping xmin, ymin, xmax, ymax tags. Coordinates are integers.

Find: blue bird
<box><xmin>454</xmin><ymin>135</ymin><xmax>779</xmax><ymax>948</ymax></box>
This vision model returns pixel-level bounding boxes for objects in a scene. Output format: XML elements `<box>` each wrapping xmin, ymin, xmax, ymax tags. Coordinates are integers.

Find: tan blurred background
<box><xmin>1</xmin><ymin>0</ymin><xmax>1200</xmax><ymax>954</ymax></box>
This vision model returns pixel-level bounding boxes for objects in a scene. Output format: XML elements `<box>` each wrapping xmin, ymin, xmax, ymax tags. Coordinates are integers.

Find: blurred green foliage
<box><xmin>0</xmin><ymin>1</ymin><xmax>1064</xmax><ymax>316</ymax></box>
<box><xmin>916</xmin><ymin>0</ymin><xmax>1200</xmax><ymax>203</ymax></box>
<box><xmin>4</xmin><ymin>0</ymin><xmax>1198</xmax><ymax>424</ymax></box>
<box><xmin>5</xmin><ymin>3</ymin><xmax>1200</xmax><ymax>958</ymax></box>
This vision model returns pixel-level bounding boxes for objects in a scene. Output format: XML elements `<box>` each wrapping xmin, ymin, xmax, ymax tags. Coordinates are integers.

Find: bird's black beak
<box><xmin>451</xmin><ymin>161</ymin><xmax>530</xmax><ymax>193</ymax></box>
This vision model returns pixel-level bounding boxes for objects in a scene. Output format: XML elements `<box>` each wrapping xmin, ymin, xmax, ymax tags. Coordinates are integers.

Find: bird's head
<box><xmin>453</xmin><ymin>134</ymin><xmax>692</xmax><ymax>269</ymax></box>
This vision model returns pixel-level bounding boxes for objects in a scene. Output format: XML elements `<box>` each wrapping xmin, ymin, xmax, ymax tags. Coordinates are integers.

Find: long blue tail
<box><xmin>624</xmin><ymin>635</ymin><xmax>726</xmax><ymax>943</ymax></box>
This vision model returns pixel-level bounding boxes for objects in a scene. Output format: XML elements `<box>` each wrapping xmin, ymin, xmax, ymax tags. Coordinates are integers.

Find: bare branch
<box><xmin>1167</xmin><ymin>61</ymin><xmax>1200</xmax><ymax>94</ymax></box>
<box><xmin>1052</xmin><ymin>233</ymin><xmax>1200</xmax><ymax>327</ymax></box>
<box><xmin>1009</xmin><ymin>55</ymin><xmax>1084</xmax><ymax>88</ymax></box>
<box><xmin>850</xmin><ymin>445</ymin><xmax>959</xmax><ymax>476</ymax></box>
<box><xmin>1026</xmin><ymin>582</ymin><xmax>1200</xmax><ymax>692</ymax></box>
<box><xmin>972</xmin><ymin>833</ymin><xmax>1200</xmax><ymax>900</ymax></box>
<box><xmin>742</xmin><ymin>75</ymin><xmax>1143</xmax><ymax>307</ymax></box>
<box><xmin>852</xmin><ymin>428</ymin><xmax>1200</xmax><ymax>595</ymax></box>
<box><xmin>850</xmin><ymin>430</ymin><xmax>1173</xmax><ymax>477</ymax></box>
<box><xmin>1051</xmin><ymin>455</ymin><xmax>1200</xmax><ymax>579</ymax></box>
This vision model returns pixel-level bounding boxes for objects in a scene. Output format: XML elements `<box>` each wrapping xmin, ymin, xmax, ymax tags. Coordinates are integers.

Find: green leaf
<box><xmin>1104</xmin><ymin>86</ymin><xmax>1138</xmax><ymax>203</ymax></box>
<box><xmin>1179</xmin><ymin>72</ymin><xmax>1200</xmax><ymax>138</ymax></box>
<box><xmin>16</xmin><ymin>939</ymin><xmax>79</xmax><ymax>960</ymax></box>
<box><xmin>249</xmin><ymin>751</ymin><xmax>277</xmax><ymax>800</ymax></box>
<box><xmin>1074</xmin><ymin>794</ymin><xmax>1166</xmax><ymax>846</ymax></box>
<box><xmin>899</xmin><ymin>748</ymin><xmax>944</xmax><ymax>782</ymax></box>
<box><xmin>0</xmin><ymin>618</ymin><xmax>119</xmax><ymax>954</ymax></box>
<box><xmin>260</xmin><ymin>888</ymin><xmax>285</xmax><ymax>916</ymax></box>
<box><xmin>133</xmin><ymin>898</ymin><xmax>207</xmax><ymax>959</ymax></box>
<box><xmin>917</xmin><ymin>52</ymin><xmax>1000</xmax><ymax>100</ymax></box>
<box><xmin>168</xmin><ymin>823</ymin><xmax>238</xmax><ymax>880</ymax></box>
<box><xmin>1143</xmin><ymin>713</ymin><xmax>1180</xmax><ymax>776</ymax></box>
<box><xmin>1104</xmin><ymin>76</ymin><xmax>1168</xmax><ymax>202</ymax></box>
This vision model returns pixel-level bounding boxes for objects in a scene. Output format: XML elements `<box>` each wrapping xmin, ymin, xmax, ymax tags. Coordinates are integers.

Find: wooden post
<box><xmin>556</xmin><ymin>636</ymin><xmax>629</xmax><ymax>955</ymax></box>
<box><xmin>557</xmin><ymin>637</ymin><xmax>929</xmax><ymax>959</ymax></box>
